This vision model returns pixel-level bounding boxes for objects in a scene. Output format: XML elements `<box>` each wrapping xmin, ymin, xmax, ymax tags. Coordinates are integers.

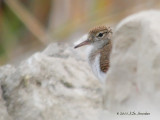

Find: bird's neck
<box><xmin>87</xmin><ymin>40</ymin><xmax>112</xmax><ymax>73</ymax></box>
<box><xmin>88</xmin><ymin>40</ymin><xmax>111</xmax><ymax>62</ymax></box>
<box><xmin>86</xmin><ymin>40</ymin><xmax>111</xmax><ymax>82</ymax></box>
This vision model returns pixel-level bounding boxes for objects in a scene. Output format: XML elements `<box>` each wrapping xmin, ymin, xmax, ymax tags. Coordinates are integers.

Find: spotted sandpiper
<box><xmin>74</xmin><ymin>26</ymin><xmax>112</xmax><ymax>82</ymax></box>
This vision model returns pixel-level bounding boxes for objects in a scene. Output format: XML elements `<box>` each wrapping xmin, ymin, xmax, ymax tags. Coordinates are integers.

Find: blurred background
<box><xmin>0</xmin><ymin>0</ymin><xmax>160</xmax><ymax>65</ymax></box>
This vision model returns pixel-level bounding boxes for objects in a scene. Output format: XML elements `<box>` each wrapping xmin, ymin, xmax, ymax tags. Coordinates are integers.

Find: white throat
<box><xmin>86</xmin><ymin>45</ymin><xmax>106</xmax><ymax>82</ymax></box>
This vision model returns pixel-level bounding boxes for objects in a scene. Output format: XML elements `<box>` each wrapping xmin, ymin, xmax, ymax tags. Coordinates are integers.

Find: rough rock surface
<box><xmin>1</xmin><ymin>10</ymin><xmax>160</xmax><ymax>120</ymax></box>
<box><xmin>105</xmin><ymin>10</ymin><xmax>160</xmax><ymax>118</ymax></box>
<box><xmin>0</xmin><ymin>43</ymin><xmax>108</xmax><ymax>120</ymax></box>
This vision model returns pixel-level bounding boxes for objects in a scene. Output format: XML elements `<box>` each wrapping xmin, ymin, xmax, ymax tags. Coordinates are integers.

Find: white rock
<box><xmin>105</xmin><ymin>10</ymin><xmax>160</xmax><ymax>119</ymax></box>
<box><xmin>0</xmin><ymin>43</ymin><xmax>106</xmax><ymax>120</ymax></box>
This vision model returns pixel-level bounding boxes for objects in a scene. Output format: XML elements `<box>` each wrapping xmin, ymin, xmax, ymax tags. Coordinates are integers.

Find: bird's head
<box><xmin>74</xmin><ymin>26</ymin><xmax>112</xmax><ymax>49</ymax></box>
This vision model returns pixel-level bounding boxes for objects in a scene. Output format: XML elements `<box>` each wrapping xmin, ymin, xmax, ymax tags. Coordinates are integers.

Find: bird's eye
<box><xmin>97</xmin><ymin>33</ymin><xmax>104</xmax><ymax>37</ymax></box>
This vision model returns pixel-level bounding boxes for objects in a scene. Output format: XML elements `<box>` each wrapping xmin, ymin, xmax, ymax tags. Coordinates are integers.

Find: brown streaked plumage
<box><xmin>74</xmin><ymin>25</ymin><xmax>112</xmax><ymax>82</ymax></box>
<box><xmin>100</xmin><ymin>40</ymin><xmax>112</xmax><ymax>72</ymax></box>
<box><xmin>89</xmin><ymin>26</ymin><xmax>112</xmax><ymax>35</ymax></box>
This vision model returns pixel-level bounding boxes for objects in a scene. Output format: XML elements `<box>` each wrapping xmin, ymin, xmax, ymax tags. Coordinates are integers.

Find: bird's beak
<box><xmin>74</xmin><ymin>39</ymin><xmax>91</xmax><ymax>49</ymax></box>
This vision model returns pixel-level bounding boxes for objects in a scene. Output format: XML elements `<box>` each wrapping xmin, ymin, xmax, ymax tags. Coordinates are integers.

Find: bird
<box><xmin>74</xmin><ymin>26</ymin><xmax>112</xmax><ymax>82</ymax></box>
